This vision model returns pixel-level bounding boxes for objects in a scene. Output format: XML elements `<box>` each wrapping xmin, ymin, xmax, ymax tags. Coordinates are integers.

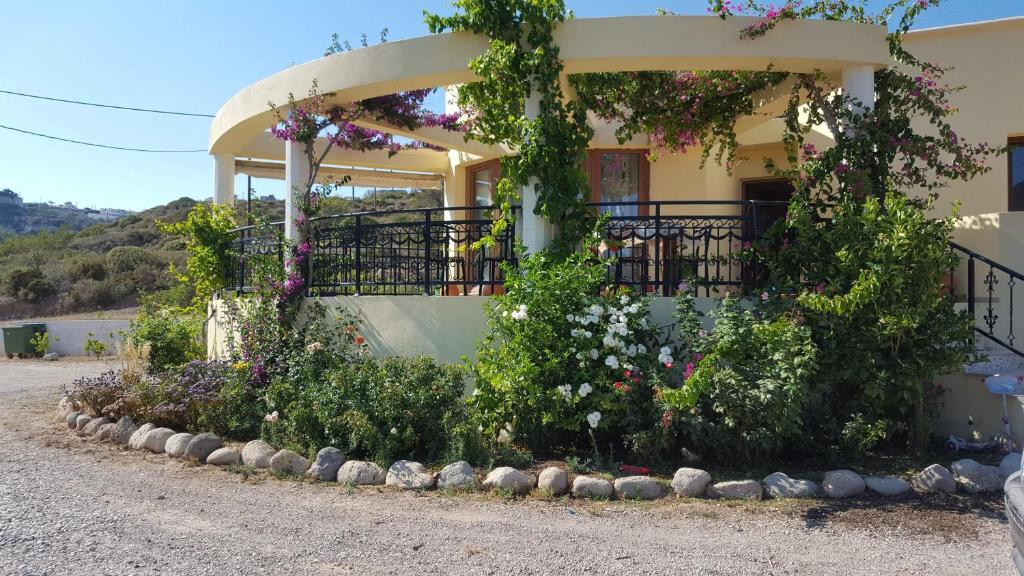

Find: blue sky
<box><xmin>1</xmin><ymin>0</ymin><xmax>1020</xmax><ymax>211</ymax></box>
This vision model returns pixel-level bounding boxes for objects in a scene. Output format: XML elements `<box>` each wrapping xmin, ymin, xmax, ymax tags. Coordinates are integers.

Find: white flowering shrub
<box><xmin>471</xmin><ymin>246</ymin><xmax>675</xmax><ymax>458</ymax></box>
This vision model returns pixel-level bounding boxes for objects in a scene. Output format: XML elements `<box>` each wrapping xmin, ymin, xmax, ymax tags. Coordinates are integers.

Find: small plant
<box><xmin>29</xmin><ymin>331</ymin><xmax>55</xmax><ymax>356</ymax></box>
<box><xmin>226</xmin><ymin>463</ymin><xmax>258</xmax><ymax>480</ymax></box>
<box><xmin>83</xmin><ymin>332</ymin><xmax>108</xmax><ymax>358</ymax></box>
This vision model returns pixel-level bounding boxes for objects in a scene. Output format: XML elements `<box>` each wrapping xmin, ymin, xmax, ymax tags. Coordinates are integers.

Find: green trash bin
<box><xmin>2</xmin><ymin>323</ymin><xmax>47</xmax><ymax>358</ymax></box>
<box><xmin>2</xmin><ymin>326</ymin><xmax>32</xmax><ymax>358</ymax></box>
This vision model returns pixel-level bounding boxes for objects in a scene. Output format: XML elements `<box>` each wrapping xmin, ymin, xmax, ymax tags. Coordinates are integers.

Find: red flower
<box><xmin>623</xmin><ymin>370</ymin><xmax>632</xmax><ymax>378</ymax></box>
<box><xmin>661</xmin><ymin>410</ymin><xmax>674</xmax><ymax>429</ymax></box>
<box><xmin>614</xmin><ymin>381</ymin><xmax>623</xmax><ymax>390</ymax></box>
<box><xmin>354</xmin><ymin>335</ymin><xmax>366</xmax><ymax>345</ymax></box>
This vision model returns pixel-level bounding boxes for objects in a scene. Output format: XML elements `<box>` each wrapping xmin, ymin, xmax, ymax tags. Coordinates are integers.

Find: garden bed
<box><xmin>57</xmin><ymin>396</ymin><xmax>1019</xmax><ymax>529</ymax></box>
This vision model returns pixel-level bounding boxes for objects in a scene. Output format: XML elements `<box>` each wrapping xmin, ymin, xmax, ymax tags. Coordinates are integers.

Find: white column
<box><xmin>213</xmin><ymin>154</ymin><xmax>235</xmax><ymax>205</ymax></box>
<box><xmin>842</xmin><ymin>64</ymin><xmax>875</xmax><ymax>114</ymax></box>
<box><xmin>284</xmin><ymin>140</ymin><xmax>309</xmax><ymax>244</ymax></box>
<box><xmin>519</xmin><ymin>92</ymin><xmax>553</xmax><ymax>254</ymax></box>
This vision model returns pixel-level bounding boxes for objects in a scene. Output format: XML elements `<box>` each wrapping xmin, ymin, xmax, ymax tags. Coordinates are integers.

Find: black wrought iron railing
<box><xmin>228</xmin><ymin>221</ymin><xmax>285</xmax><ymax>293</ymax></box>
<box><xmin>307</xmin><ymin>206</ymin><xmax>518</xmax><ymax>296</ymax></box>
<box><xmin>590</xmin><ymin>200</ymin><xmax>789</xmax><ymax>296</ymax></box>
<box><xmin>227</xmin><ymin>200</ymin><xmax>791</xmax><ymax>296</ymax></box>
<box><xmin>950</xmin><ymin>242</ymin><xmax>1024</xmax><ymax>358</ymax></box>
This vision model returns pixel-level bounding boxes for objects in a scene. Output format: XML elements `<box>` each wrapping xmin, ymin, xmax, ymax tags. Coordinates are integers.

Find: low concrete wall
<box><xmin>935</xmin><ymin>371</ymin><xmax>1024</xmax><ymax>446</ymax></box>
<box><xmin>207</xmin><ymin>295</ymin><xmax>719</xmax><ymax>365</ymax></box>
<box><xmin>0</xmin><ymin>320</ymin><xmax>129</xmax><ymax>357</ymax></box>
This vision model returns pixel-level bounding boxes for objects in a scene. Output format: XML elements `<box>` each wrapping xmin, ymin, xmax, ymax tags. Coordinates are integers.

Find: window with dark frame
<box><xmin>586</xmin><ymin>149</ymin><xmax>650</xmax><ymax>217</ymax></box>
<box><xmin>1010</xmin><ymin>137</ymin><xmax>1024</xmax><ymax>212</ymax></box>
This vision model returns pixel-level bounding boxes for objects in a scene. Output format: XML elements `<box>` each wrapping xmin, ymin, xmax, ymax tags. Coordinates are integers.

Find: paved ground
<box><xmin>0</xmin><ymin>359</ymin><xmax>1017</xmax><ymax>575</ymax></box>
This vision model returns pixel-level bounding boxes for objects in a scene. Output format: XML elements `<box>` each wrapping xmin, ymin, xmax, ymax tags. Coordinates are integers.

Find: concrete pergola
<box><xmin>209</xmin><ymin>15</ymin><xmax>888</xmax><ymax>251</ymax></box>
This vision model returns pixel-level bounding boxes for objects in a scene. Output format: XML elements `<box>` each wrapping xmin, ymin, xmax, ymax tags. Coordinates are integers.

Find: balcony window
<box><xmin>587</xmin><ymin>150</ymin><xmax>650</xmax><ymax>217</ymax></box>
<box><xmin>1011</xmin><ymin>137</ymin><xmax>1024</xmax><ymax>212</ymax></box>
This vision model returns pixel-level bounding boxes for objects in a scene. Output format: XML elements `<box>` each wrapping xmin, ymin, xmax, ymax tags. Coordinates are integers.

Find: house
<box><xmin>207</xmin><ymin>15</ymin><xmax>1024</xmax><ymax>440</ymax></box>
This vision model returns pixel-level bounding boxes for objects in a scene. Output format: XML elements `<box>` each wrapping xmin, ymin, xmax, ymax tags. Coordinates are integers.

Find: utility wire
<box><xmin>0</xmin><ymin>89</ymin><xmax>215</xmax><ymax>118</ymax></box>
<box><xmin>0</xmin><ymin>123</ymin><xmax>206</xmax><ymax>153</ymax></box>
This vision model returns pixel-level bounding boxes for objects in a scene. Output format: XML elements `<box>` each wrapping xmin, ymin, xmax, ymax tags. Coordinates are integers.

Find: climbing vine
<box><xmin>573</xmin><ymin>69</ymin><xmax>788</xmax><ymax>170</ymax></box>
<box><xmin>425</xmin><ymin>1</ymin><xmax>594</xmax><ymax>255</ymax></box>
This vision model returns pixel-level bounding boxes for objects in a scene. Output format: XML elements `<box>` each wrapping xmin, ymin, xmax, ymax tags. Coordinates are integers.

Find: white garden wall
<box><xmin>0</xmin><ymin>319</ymin><xmax>128</xmax><ymax>357</ymax></box>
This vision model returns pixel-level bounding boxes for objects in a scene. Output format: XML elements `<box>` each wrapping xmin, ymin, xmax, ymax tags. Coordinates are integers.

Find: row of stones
<box><xmin>59</xmin><ymin>400</ymin><xmax>1018</xmax><ymax>499</ymax></box>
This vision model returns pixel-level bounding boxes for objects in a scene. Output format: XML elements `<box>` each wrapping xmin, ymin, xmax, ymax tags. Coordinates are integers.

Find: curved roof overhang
<box><xmin>210</xmin><ymin>15</ymin><xmax>888</xmax><ymax>158</ymax></box>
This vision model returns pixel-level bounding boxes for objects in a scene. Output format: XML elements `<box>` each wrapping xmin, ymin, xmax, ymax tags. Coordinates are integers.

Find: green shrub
<box><xmin>68</xmin><ymin>278</ymin><xmax>130</xmax><ymax>309</ymax></box>
<box><xmin>765</xmin><ymin>191</ymin><xmax>975</xmax><ymax>451</ymax></box>
<box><xmin>129</xmin><ymin>303</ymin><xmax>203</xmax><ymax>373</ymax></box>
<box><xmin>67</xmin><ymin>254</ymin><xmax>107</xmax><ymax>281</ymax></box>
<box><xmin>661</xmin><ymin>295</ymin><xmax>817</xmax><ymax>465</ymax></box>
<box><xmin>83</xmin><ymin>332</ymin><xmax>108</xmax><ymax>358</ymax></box>
<box><xmin>105</xmin><ymin>245</ymin><xmax>159</xmax><ymax>275</ymax></box>
<box><xmin>264</xmin><ymin>355</ymin><xmax>467</xmax><ymax>463</ymax></box>
<box><xmin>4</xmin><ymin>267</ymin><xmax>53</xmax><ymax>302</ymax></box>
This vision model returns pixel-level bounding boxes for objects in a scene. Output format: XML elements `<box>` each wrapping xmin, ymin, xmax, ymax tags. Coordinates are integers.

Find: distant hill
<box><xmin>0</xmin><ymin>188</ymin><xmax>441</xmax><ymax>320</ymax></box>
<box><xmin>0</xmin><ymin>189</ymin><xmax>131</xmax><ymax>236</ymax></box>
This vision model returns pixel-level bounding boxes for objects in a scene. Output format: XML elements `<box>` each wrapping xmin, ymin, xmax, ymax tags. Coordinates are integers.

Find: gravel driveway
<box><xmin>0</xmin><ymin>359</ymin><xmax>1016</xmax><ymax>575</ymax></box>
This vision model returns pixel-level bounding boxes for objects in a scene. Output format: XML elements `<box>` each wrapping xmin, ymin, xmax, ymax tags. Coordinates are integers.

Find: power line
<box><xmin>0</xmin><ymin>89</ymin><xmax>215</xmax><ymax>118</ymax></box>
<box><xmin>0</xmin><ymin>123</ymin><xmax>206</xmax><ymax>153</ymax></box>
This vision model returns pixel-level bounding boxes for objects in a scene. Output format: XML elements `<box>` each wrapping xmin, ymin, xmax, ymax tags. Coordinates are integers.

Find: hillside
<box><xmin>0</xmin><ymin>189</ymin><xmax>127</xmax><ymax>236</ymax></box>
<box><xmin>0</xmin><ymin>188</ymin><xmax>442</xmax><ymax>320</ymax></box>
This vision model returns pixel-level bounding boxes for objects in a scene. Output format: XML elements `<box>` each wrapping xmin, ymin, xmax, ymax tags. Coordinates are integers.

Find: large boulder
<box><xmin>951</xmin><ymin>458</ymin><xmax>1002</xmax><ymax>493</ymax></box>
<box><xmin>537</xmin><ymin>467</ymin><xmax>568</xmax><ymax>496</ymax></box>
<box><xmin>1001</xmin><ymin>453</ymin><xmax>1022</xmax><ymax>481</ymax></box>
<box><xmin>306</xmin><ymin>447</ymin><xmax>344</xmax><ymax>481</ymax></box>
<box><xmin>110</xmin><ymin>416</ymin><xmax>137</xmax><ymax>446</ymax></box>
<box><xmin>337</xmin><ymin>461</ymin><xmax>386</xmax><ymax>486</ymax></box>
<box><xmin>241</xmin><ymin>439</ymin><xmax>277</xmax><ymax>469</ymax></box>
<box><xmin>614</xmin><ymin>476</ymin><xmax>663</xmax><ymax>500</ymax></box>
<box><xmin>183</xmin><ymin>433</ymin><xmax>223</xmax><ymax>462</ymax></box>
<box><xmin>164</xmin><ymin>433</ymin><xmax>195</xmax><ymax>458</ymax></box>
<box><xmin>206</xmin><ymin>448</ymin><xmax>241</xmax><ymax>466</ymax></box>
<box><xmin>481</xmin><ymin>467</ymin><xmax>535</xmax><ymax>495</ymax></box>
<box><xmin>671</xmin><ymin>468</ymin><xmax>712</xmax><ymax>498</ymax></box>
<box><xmin>864</xmin><ymin>476</ymin><xmax>912</xmax><ymax>497</ymax></box>
<box><xmin>822</xmin><ymin>470</ymin><xmax>865</xmax><ymax>498</ymax></box>
<box><xmin>571</xmin><ymin>476</ymin><xmax>615</xmax><ymax>499</ymax></box>
<box><xmin>437</xmin><ymin>461</ymin><xmax>476</xmax><ymax>490</ymax></box>
<box><xmin>75</xmin><ymin>414</ymin><xmax>93</xmax><ymax>435</ymax></box>
<box><xmin>65</xmin><ymin>411</ymin><xmax>83</xmax><ymax>429</ymax></box>
<box><xmin>128</xmin><ymin>423</ymin><xmax>156</xmax><ymax>450</ymax></box>
<box><xmin>142</xmin><ymin>428</ymin><xmax>176</xmax><ymax>453</ymax></box>
<box><xmin>94</xmin><ymin>423</ymin><xmax>117</xmax><ymax>442</ymax></box>
<box><xmin>912</xmin><ymin>464</ymin><xmax>956</xmax><ymax>493</ymax></box>
<box><xmin>763</xmin><ymin>472</ymin><xmax>819</xmax><ymax>499</ymax></box>
<box><xmin>269</xmin><ymin>450</ymin><xmax>310</xmax><ymax>476</ymax></box>
<box><xmin>82</xmin><ymin>417</ymin><xmax>111</xmax><ymax>437</ymax></box>
<box><xmin>706</xmin><ymin>480</ymin><xmax>763</xmax><ymax>500</ymax></box>
<box><xmin>386</xmin><ymin>460</ymin><xmax>435</xmax><ymax>490</ymax></box>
